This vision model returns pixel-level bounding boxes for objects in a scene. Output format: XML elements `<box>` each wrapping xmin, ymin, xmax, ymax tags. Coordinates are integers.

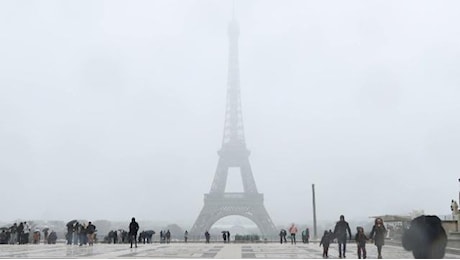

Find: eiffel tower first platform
<box><xmin>189</xmin><ymin>16</ymin><xmax>277</xmax><ymax>240</ymax></box>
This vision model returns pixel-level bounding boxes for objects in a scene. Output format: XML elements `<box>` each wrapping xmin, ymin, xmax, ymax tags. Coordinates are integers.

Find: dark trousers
<box><xmin>323</xmin><ymin>245</ymin><xmax>330</xmax><ymax>258</ymax></box>
<box><xmin>357</xmin><ymin>245</ymin><xmax>366</xmax><ymax>259</ymax></box>
<box><xmin>376</xmin><ymin>245</ymin><xmax>383</xmax><ymax>258</ymax></box>
<box><xmin>290</xmin><ymin>233</ymin><xmax>296</xmax><ymax>244</ymax></box>
<box><xmin>338</xmin><ymin>239</ymin><xmax>347</xmax><ymax>257</ymax></box>
<box><xmin>130</xmin><ymin>234</ymin><xmax>137</xmax><ymax>248</ymax></box>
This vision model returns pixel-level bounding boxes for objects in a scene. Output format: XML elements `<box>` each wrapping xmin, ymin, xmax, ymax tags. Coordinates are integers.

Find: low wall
<box><xmin>442</xmin><ymin>220</ymin><xmax>458</xmax><ymax>233</ymax></box>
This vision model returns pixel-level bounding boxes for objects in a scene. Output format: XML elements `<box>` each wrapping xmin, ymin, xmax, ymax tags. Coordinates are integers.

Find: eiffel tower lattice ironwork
<box><xmin>189</xmin><ymin>17</ymin><xmax>277</xmax><ymax>239</ymax></box>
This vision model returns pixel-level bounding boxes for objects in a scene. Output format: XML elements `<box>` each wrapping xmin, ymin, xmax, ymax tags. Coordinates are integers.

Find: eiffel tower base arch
<box><xmin>189</xmin><ymin>193</ymin><xmax>278</xmax><ymax>240</ymax></box>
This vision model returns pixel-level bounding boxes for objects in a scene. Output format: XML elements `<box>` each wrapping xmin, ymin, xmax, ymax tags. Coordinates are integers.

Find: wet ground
<box><xmin>0</xmin><ymin>242</ymin><xmax>458</xmax><ymax>258</ymax></box>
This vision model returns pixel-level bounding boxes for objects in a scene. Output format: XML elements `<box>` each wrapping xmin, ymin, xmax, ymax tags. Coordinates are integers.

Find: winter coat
<box><xmin>369</xmin><ymin>224</ymin><xmax>386</xmax><ymax>246</ymax></box>
<box><xmin>129</xmin><ymin>221</ymin><xmax>139</xmax><ymax>235</ymax></box>
<box><xmin>334</xmin><ymin>220</ymin><xmax>352</xmax><ymax>241</ymax></box>
<box><xmin>355</xmin><ymin>232</ymin><xmax>368</xmax><ymax>247</ymax></box>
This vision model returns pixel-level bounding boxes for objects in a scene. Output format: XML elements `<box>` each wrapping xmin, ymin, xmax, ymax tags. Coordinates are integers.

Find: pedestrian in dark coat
<box><xmin>279</xmin><ymin>229</ymin><xmax>287</xmax><ymax>244</ymax></box>
<box><xmin>205</xmin><ymin>230</ymin><xmax>210</xmax><ymax>243</ymax></box>
<box><xmin>333</xmin><ymin>215</ymin><xmax>352</xmax><ymax>258</ymax></box>
<box><xmin>369</xmin><ymin>217</ymin><xmax>387</xmax><ymax>259</ymax></box>
<box><xmin>129</xmin><ymin>217</ymin><xmax>139</xmax><ymax>248</ymax></box>
<box><xmin>402</xmin><ymin>215</ymin><xmax>447</xmax><ymax>259</ymax></box>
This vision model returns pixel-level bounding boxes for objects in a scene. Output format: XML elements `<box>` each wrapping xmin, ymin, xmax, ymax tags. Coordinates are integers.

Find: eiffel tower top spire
<box><xmin>222</xmin><ymin>7</ymin><xmax>245</xmax><ymax>147</ymax></box>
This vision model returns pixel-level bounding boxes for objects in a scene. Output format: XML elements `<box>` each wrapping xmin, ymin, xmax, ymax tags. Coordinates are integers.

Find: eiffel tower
<box><xmin>189</xmin><ymin>15</ymin><xmax>277</xmax><ymax>240</ymax></box>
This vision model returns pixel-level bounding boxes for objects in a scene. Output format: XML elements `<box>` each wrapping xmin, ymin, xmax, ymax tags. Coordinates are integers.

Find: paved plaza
<box><xmin>0</xmin><ymin>242</ymin><xmax>458</xmax><ymax>259</ymax></box>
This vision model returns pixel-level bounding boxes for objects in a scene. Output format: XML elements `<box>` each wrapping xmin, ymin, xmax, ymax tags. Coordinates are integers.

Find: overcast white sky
<box><xmin>1</xmin><ymin>0</ymin><xmax>460</xmax><ymax>228</ymax></box>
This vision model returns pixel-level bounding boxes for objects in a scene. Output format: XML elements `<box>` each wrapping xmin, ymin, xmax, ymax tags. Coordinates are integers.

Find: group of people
<box><xmin>0</xmin><ymin>222</ymin><xmax>57</xmax><ymax>245</ymax></box>
<box><xmin>279</xmin><ymin>224</ymin><xmax>310</xmax><ymax>245</ymax></box>
<box><xmin>159</xmin><ymin>230</ymin><xmax>172</xmax><ymax>243</ymax></box>
<box><xmin>318</xmin><ymin>215</ymin><xmax>387</xmax><ymax>259</ymax></box>
<box><xmin>0</xmin><ymin>214</ymin><xmax>449</xmax><ymax>259</ymax></box>
<box><xmin>65</xmin><ymin>220</ymin><xmax>97</xmax><ymax>246</ymax></box>
<box><xmin>0</xmin><ymin>221</ymin><xmax>56</xmax><ymax>245</ymax></box>
<box><xmin>221</xmin><ymin>230</ymin><xmax>231</xmax><ymax>243</ymax></box>
<box><xmin>317</xmin><ymin>214</ymin><xmax>448</xmax><ymax>259</ymax></box>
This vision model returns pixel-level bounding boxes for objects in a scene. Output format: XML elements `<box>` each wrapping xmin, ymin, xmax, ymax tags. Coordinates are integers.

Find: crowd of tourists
<box><xmin>0</xmin><ymin>221</ymin><xmax>57</xmax><ymax>245</ymax></box>
<box><xmin>65</xmin><ymin>220</ymin><xmax>97</xmax><ymax>246</ymax></box>
<box><xmin>0</xmin><ymin>214</ymin><xmax>448</xmax><ymax>259</ymax></box>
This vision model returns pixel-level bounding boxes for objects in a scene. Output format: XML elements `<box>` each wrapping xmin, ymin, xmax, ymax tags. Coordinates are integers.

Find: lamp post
<box><xmin>312</xmin><ymin>184</ymin><xmax>317</xmax><ymax>239</ymax></box>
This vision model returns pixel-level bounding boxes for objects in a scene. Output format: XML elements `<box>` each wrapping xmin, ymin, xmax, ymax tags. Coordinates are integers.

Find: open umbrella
<box><xmin>0</xmin><ymin>227</ymin><xmax>8</xmax><ymax>231</ymax></box>
<box><xmin>66</xmin><ymin>220</ymin><xmax>78</xmax><ymax>227</ymax></box>
<box><xmin>144</xmin><ymin>230</ymin><xmax>155</xmax><ymax>236</ymax></box>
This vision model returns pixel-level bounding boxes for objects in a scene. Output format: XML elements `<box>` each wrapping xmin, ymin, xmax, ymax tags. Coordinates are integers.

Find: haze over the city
<box><xmin>1</xmin><ymin>0</ymin><xmax>459</xmax><ymax>228</ymax></box>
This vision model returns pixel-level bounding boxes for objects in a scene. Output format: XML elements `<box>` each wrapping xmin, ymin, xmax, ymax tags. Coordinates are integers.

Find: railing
<box><xmin>440</xmin><ymin>214</ymin><xmax>458</xmax><ymax>221</ymax></box>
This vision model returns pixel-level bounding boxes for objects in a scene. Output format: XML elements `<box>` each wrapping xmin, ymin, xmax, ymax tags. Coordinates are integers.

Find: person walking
<box><xmin>222</xmin><ymin>231</ymin><xmax>227</xmax><ymax>243</ymax></box>
<box><xmin>355</xmin><ymin>227</ymin><xmax>368</xmax><ymax>259</ymax></box>
<box><xmin>184</xmin><ymin>230</ymin><xmax>188</xmax><ymax>243</ymax></box>
<box><xmin>369</xmin><ymin>217</ymin><xmax>387</xmax><ymax>259</ymax></box>
<box><xmin>302</xmin><ymin>229</ymin><xmax>307</xmax><ymax>243</ymax></box>
<box><xmin>319</xmin><ymin>230</ymin><xmax>332</xmax><ymax>258</ymax></box>
<box><xmin>279</xmin><ymin>229</ymin><xmax>285</xmax><ymax>244</ymax></box>
<box><xmin>205</xmin><ymin>230</ymin><xmax>210</xmax><ymax>243</ymax></box>
<box><xmin>333</xmin><ymin>215</ymin><xmax>352</xmax><ymax>258</ymax></box>
<box><xmin>288</xmin><ymin>223</ymin><xmax>298</xmax><ymax>244</ymax></box>
<box><xmin>129</xmin><ymin>217</ymin><xmax>139</xmax><ymax>248</ymax></box>
<box><xmin>79</xmin><ymin>223</ymin><xmax>87</xmax><ymax>246</ymax></box>
<box><xmin>17</xmin><ymin>222</ymin><xmax>24</xmax><ymax>244</ymax></box>
<box><xmin>305</xmin><ymin>228</ymin><xmax>310</xmax><ymax>243</ymax></box>
<box><xmin>86</xmin><ymin>222</ymin><xmax>96</xmax><ymax>246</ymax></box>
<box><xmin>165</xmin><ymin>230</ymin><xmax>171</xmax><ymax>244</ymax></box>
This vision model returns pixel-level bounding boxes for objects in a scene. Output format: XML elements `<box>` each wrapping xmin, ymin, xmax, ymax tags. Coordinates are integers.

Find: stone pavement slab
<box><xmin>0</xmin><ymin>243</ymin><xmax>458</xmax><ymax>258</ymax></box>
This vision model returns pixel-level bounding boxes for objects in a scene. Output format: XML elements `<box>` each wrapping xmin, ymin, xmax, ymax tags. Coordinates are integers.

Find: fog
<box><xmin>1</xmin><ymin>0</ymin><xmax>459</xmax><ymax>228</ymax></box>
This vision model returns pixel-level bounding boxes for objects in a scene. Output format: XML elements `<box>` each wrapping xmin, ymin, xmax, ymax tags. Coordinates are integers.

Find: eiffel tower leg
<box><xmin>189</xmin><ymin>204</ymin><xmax>218</xmax><ymax>240</ymax></box>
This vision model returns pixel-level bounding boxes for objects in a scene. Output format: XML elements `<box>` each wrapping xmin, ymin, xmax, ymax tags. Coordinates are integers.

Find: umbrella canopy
<box><xmin>144</xmin><ymin>230</ymin><xmax>155</xmax><ymax>236</ymax></box>
<box><xmin>66</xmin><ymin>220</ymin><xmax>78</xmax><ymax>227</ymax></box>
<box><xmin>0</xmin><ymin>227</ymin><xmax>8</xmax><ymax>231</ymax></box>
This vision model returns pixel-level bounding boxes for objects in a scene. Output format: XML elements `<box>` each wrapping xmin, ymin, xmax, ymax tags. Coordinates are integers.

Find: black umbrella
<box><xmin>42</xmin><ymin>227</ymin><xmax>49</xmax><ymax>233</ymax></box>
<box><xmin>66</xmin><ymin>220</ymin><xmax>78</xmax><ymax>227</ymax></box>
<box><xmin>144</xmin><ymin>230</ymin><xmax>155</xmax><ymax>236</ymax></box>
<box><xmin>0</xmin><ymin>227</ymin><xmax>8</xmax><ymax>231</ymax></box>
